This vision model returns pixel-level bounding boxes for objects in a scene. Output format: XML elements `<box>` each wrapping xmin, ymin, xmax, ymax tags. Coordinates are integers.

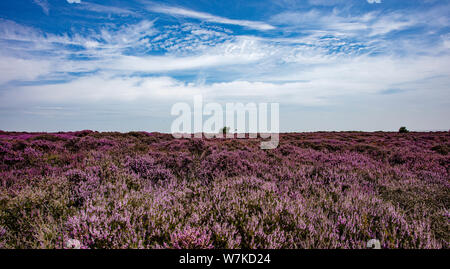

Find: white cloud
<box><xmin>309</xmin><ymin>0</ymin><xmax>346</xmax><ymax>6</ymax></box>
<box><xmin>369</xmin><ymin>16</ymin><xmax>413</xmax><ymax>36</ymax></box>
<box><xmin>110</xmin><ymin>54</ymin><xmax>257</xmax><ymax>73</ymax></box>
<box><xmin>67</xmin><ymin>0</ymin><xmax>81</xmax><ymax>4</ymax></box>
<box><xmin>2</xmin><ymin>54</ymin><xmax>449</xmax><ymax>107</ymax></box>
<box><xmin>269</xmin><ymin>4</ymin><xmax>450</xmax><ymax>40</ymax></box>
<box><xmin>33</xmin><ymin>0</ymin><xmax>49</xmax><ymax>15</ymax></box>
<box><xmin>148</xmin><ymin>23</ymin><xmax>233</xmax><ymax>53</ymax></box>
<box><xmin>1</xmin><ymin>5</ymin><xmax>449</xmax><ymax>112</ymax></box>
<box><xmin>442</xmin><ymin>34</ymin><xmax>450</xmax><ymax>49</ymax></box>
<box><xmin>148</xmin><ymin>5</ymin><xmax>275</xmax><ymax>31</ymax></box>
<box><xmin>77</xmin><ymin>2</ymin><xmax>135</xmax><ymax>15</ymax></box>
<box><xmin>0</xmin><ymin>56</ymin><xmax>51</xmax><ymax>84</ymax></box>
<box><xmin>0</xmin><ymin>18</ymin><xmax>271</xmax><ymax>77</ymax></box>
<box><xmin>367</xmin><ymin>0</ymin><xmax>382</xmax><ymax>3</ymax></box>
<box><xmin>0</xmin><ymin>19</ymin><xmax>157</xmax><ymax>59</ymax></box>
<box><xmin>2</xmin><ymin>15</ymin><xmax>449</xmax><ymax>95</ymax></box>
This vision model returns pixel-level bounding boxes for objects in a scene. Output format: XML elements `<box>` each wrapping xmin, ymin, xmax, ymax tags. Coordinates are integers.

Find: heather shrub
<box><xmin>431</xmin><ymin>144</ymin><xmax>449</xmax><ymax>155</ymax></box>
<box><xmin>125</xmin><ymin>155</ymin><xmax>175</xmax><ymax>182</ymax></box>
<box><xmin>188</xmin><ymin>139</ymin><xmax>207</xmax><ymax>155</ymax></box>
<box><xmin>73</xmin><ymin>130</ymin><xmax>95</xmax><ymax>137</ymax></box>
<box><xmin>127</xmin><ymin>131</ymin><xmax>150</xmax><ymax>139</ymax></box>
<box><xmin>156</xmin><ymin>152</ymin><xmax>193</xmax><ymax>179</ymax></box>
<box><xmin>0</xmin><ymin>177</ymin><xmax>72</xmax><ymax>248</ymax></box>
<box><xmin>65</xmin><ymin>169</ymin><xmax>101</xmax><ymax>206</ymax></box>
<box><xmin>65</xmin><ymin>198</ymin><xmax>145</xmax><ymax>249</ymax></box>
<box><xmin>64</xmin><ymin>138</ymin><xmax>81</xmax><ymax>152</ymax></box>
<box><xmin>389</xmin><ymin>150</ymin><xmax>412</xmax><ymax>165</ymax></box>
<box><xmin>198</xmin><ymin>150</ymin><xmax>253</xmax><ymax>181</ymax></box>
<box><xmin>165</xmin><ymin>226</ymin><xmax>214</xmax><ymax>249</ymax></box>
<box><xmin>0</xmin><ymin>131</ymin><xmax>448</xmax><ymax>249</ymax></box>
<box><xmin>31</xmin><ymin>139</ymin><xmax>61</xmax><ymax>151</ymax></box>
<box><xmin>31</xmin><ymin>134</ymin><xmax>65</xmax><ymax>142</ymax></box>
<box><xmin>0</xmin><ymin>225</ymin><xmax>7</xmax><ymax>248</ymax></box>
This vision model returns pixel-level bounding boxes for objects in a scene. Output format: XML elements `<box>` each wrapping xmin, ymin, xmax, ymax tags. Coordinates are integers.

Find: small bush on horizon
<box><xmin>221</xmin><ymin>126</ymin><xmax>230</xmax><ymax>135</ymax></box>
<box><xmin>399</xmin><ymin>126</ymin><xmax>409</xmax><ymax>133</ymax></box>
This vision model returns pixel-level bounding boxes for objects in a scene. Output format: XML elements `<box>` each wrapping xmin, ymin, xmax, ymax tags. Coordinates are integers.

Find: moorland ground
<box><xmin>0</xmin><ymin>131</ymin><xmax>448</xmax><ymax>248</ymax></box>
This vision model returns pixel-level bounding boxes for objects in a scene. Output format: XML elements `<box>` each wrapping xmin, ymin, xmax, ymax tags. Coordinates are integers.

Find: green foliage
<box><xmin>399</xmin><ymin>127</ymin><xmax>409</xmax><ymax>133</ymax></box>
<box><xmin>221</xmin><ymin>126</ymin><xmax>230</xmax><ymax>135</ymax></box>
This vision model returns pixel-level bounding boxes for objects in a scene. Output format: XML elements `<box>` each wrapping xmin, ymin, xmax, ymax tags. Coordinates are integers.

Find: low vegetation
<box><xmin>0</xmin><ymin>131</ymin><xmax>448</xmax><ymax>249</ymax></box>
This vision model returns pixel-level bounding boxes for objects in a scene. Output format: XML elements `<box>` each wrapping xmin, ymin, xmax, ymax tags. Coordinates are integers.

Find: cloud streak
<box><xmin>76</xmin><ymin>2</ymin><xmax>135</xmax><ymax>15</ymax></box>
<box><xmin>270</xmin><ymin>8</ymin><xmax>422</xmax><ymax>37</ymax></box>
<box><xmin>148</xmin><ymin>5</ymin><xmax>275</xmax><ymax>31</ymax></box>
<box><xmin>33</xmin><ymin>0</ymin><xmax>50</xmax><ymax>15</ymax></box>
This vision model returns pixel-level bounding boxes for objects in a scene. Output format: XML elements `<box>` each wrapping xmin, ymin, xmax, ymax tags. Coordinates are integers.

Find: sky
<box><xmin>0</xmin><ymin>0</ymin><xmax>449</xmax><ymax>132</ymax></box>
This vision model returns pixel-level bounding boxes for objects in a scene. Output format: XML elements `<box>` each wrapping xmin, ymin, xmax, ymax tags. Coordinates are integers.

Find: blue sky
<box><xmin>0</xmin><ymin>0</ymin><xmax>449</xmax><ymax>132</ymax></box>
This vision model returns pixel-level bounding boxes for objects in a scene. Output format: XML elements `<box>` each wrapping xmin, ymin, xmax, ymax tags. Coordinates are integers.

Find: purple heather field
<box><xmin>0</xmin><ymin>130</ymin><xmax>448</xmax><ymax>249</ymax></box>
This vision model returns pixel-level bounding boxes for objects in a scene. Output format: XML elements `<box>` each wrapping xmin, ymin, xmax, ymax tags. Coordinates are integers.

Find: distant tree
<box><xmin>399</xmin><ymin>126</ymin><xmax>409</xmax><ymax>133</ymax></box>
<box><xmin>221</xmin><ymin>126</ymin><xmax>230</xmax><ymax>135</ymax></box>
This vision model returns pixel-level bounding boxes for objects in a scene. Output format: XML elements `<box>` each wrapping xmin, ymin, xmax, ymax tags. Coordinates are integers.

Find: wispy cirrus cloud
<box><xmin>75</xmin><ymin>2</ymin><xmax>135</xmax><ymax>15</ymax></box>
<box><xmin>0</xmin><ymin>19</ymin><xmax>157</xmax><ymax>59</ymax></box>
<box><xmin>270</xmin><ymin>9</ymin><xmax>417</xmax><ymax>37</ymax></box>
<box><xmin>147</xmin><ymin>4</ymin><xmax>275</xmax><ymax>31</ymax></box>
<box><xmin>33</xmin><ymin>0</ymin><xmax>50</xmax><ymax>15</ymax></box>
<box><xmin>270</xmin><ymin>4</ymin><xmax>450</xmax><ymax>47</ymax></box>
